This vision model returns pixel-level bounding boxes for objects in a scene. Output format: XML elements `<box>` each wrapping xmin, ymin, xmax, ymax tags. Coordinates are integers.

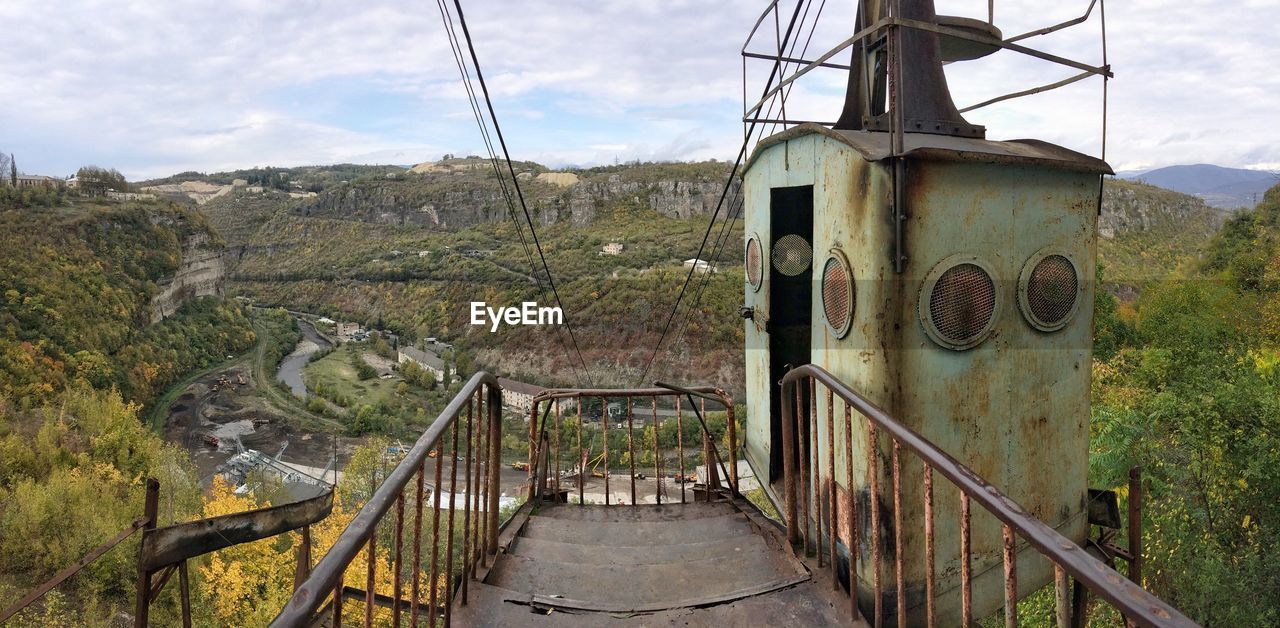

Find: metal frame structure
<box><xmin>742</xmin><ymin>0</ymin><xmax>1111</xmax><ymax>272</ymax></box>
<box><xmin>526</xmin><ymin>384</ymin><xmax>739</xmax><ymax>507</ymax></box>
<box><xmin>742</xmin><ymin>0</ymin><xmax>1111</xmax><ymax>133</ymax></box>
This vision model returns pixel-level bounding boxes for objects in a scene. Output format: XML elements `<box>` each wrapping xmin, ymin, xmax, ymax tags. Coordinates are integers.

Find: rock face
<box><xmin>291</xmin><ymin>164</ymin><xmax>739</xmax><ymax>231</ymax></box>
<box><xmin>1099</xmin><ymin>179</ymin><xmax>1227</xmax><ymax>239</ymax></box>
<box><xmin>150</xmin><ymin>232</ymin><xmax>227</xmax><ymax>322</ymax></box>
<box><xmin>565</xmin><ymin>176</ymin><xmax>736</xmax><ymax>226</ymax></box>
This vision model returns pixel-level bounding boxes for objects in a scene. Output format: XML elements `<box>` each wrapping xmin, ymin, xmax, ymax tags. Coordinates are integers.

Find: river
<box><xmin>276</xmin><ymin>319</ymin><xmax>332</xmax><ymax>398</ymax></box>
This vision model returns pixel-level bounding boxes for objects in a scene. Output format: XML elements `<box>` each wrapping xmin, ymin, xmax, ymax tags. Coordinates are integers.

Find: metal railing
<box><xmin>780</xmin><ymin>364</ymin><xmax>1196</xmax><ymax>628</ymax></box>
<box><xmin>526</xmin><ymin>384</ymin><xmax>738</xmax><ymax>506</ymax></box>
<box><xmin>1</xmin><ymin>477</ymin><xmax>332</xmax><ymax>627</ymax></box>
<box><xmin>272</xmin><ymin>372</ymin><xmax>503</xmax><ymax>627</ymax></box>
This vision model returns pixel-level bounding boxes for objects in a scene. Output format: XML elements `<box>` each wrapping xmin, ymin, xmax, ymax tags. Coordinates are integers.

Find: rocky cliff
<box><xmin>150</xmin><ymin>231</ymin><xmax>227</xmax><ymax>322</ymax></box>
<box><xmin>289</xmin><ymin>159</ymin><xmax>737</xmax><ymax>231</ymax></box>
<box><xmin>1100</xmin><ymin>179</ymin><xmax>1226</xmax><ymax>239</ymax></box>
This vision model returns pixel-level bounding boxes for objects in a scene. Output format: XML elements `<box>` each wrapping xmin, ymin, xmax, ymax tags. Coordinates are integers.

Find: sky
<box><xmin>1</xmin><ymin>0</ymin><xmax>1278</xmax><ymax>181</ymax></box>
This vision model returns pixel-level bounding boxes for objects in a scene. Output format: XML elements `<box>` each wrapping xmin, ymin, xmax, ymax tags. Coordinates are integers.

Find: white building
<box><xmin>399</xmin><ymin>346</ymin><xmax>446</xmax><ymax>383</ymax></box>
<box><xmin>600</xmin><ymin>242</ymin><xmax>623</xmax><ymax>256</ymax></box>
<box><xmin>683</xmin><ymin>258</ymin><xmax>718</xmax><ymax>274</ymax></box>
<box><xmin>498</xmin><ymin>377</ymin><xmax>545</xmax><ymax>415</ymax></box>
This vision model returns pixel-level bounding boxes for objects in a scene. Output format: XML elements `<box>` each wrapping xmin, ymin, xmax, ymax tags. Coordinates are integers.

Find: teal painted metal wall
<box><xmin>743</xmin><ymin>129</ymin><xmax>1102</xmax><ymax>623</ymax></box>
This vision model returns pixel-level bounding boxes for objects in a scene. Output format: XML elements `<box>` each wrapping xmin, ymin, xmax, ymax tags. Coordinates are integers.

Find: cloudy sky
<box><xmin>2</xmin><ymin>0</ymin><xmax>1277</xmax><ymax>180</ymax></box>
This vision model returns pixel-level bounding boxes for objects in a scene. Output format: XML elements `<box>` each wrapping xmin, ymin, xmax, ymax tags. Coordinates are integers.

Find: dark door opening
<box><xmin>768</xmin><ymin>185</ymin><xmax>814</xmax><ymax>480</ymax></box>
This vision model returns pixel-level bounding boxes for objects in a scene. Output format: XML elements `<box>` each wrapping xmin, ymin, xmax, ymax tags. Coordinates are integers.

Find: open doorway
<box><xmin>767</xmin><ymin>185</ymin><xmax>813</xmax><ymax>479</ymax></box>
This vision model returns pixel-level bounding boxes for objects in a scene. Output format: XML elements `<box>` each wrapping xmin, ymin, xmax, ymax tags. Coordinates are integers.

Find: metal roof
<box><xmin>498</xmin><ymin>377</ymin><xmax>545</xmax><ymax>396</ymax></box>
<box><xmin>745</xmin><ymin>123</ymin><xmax>1112</xmax><ymax>175</ymax></box>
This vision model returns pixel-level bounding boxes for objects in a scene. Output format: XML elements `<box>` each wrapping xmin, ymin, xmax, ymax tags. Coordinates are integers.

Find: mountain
<box><xmin>1123</xmin><ymin>164</ymin><xmax>1277</xmax><ymax>209</ymax></box>
<box><xmin>1098</xmin><ymin>179</ymin><xmax>1224</xmax><ymax>294</ymax></box>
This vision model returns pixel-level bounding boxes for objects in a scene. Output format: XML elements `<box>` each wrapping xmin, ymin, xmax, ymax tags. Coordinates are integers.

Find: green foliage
<box><xmin>0</xmin><ymin>184</ymin><xmax>65</xmax><ymax>208</ymax></box>
<box><xmin>1091</xmin><ymin>183</ymin><xmax>1280</xmax><ymax>625</ymax></box>
<box><xmin>0</xmin><ymin>388</ymin><xmax>203</xmax><ymax>616</ymax></box>
<box><xmin>1093</xmin><ymin>264</ymin><xmax>1137</xmax><ymax>361</ymax></box>
<box><xmin>252</xmin><ymin>307</ymin><xmax>302</xmax><ymax>372</ymax></box>
<box><xmin>0</xmin><ymin>201</ymin><xmax>254</xmax><ymax>407</ymax></box>
<box><xmin>352</xmin><ymin>353</ymin><xmax>378</xmax><ymax>381</ymax></box>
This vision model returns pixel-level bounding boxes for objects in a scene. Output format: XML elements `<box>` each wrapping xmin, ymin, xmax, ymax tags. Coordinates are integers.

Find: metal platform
<box><xmin>451</xmin><ymin>501</ymin><xmax>856</xmax><ymax>626</ymax></box>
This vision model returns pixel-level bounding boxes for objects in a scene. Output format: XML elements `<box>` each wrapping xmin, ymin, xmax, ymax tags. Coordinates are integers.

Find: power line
<box><xmin>657</xmin><ymin>0</ymin><xmax>827</xmax><ymax>373</ymax></box>
<box><xmin>438</xmin><ymin>0</ymin><xmax>593</xmax><ymax>384</ymax></box>
<box><xmin>635</xmin><ymin>0</ymin><xmax>808</xmax><ymax>386</ymax></box>
<box><xmin>451</xmin><ymin>0</ymin><xmax>594</xmax><ymax>386</ymax></box>
<box><xmin>433</xmin><ymin>0</ymin><xmax>581</xmax><ymax>380</ymax></box>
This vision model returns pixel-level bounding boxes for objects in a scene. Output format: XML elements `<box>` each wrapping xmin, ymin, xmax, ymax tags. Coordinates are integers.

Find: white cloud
<box><xmin>1</xmin><ymin>0</ymin><xmax>1277</xmax><ymax>179</ymax></box>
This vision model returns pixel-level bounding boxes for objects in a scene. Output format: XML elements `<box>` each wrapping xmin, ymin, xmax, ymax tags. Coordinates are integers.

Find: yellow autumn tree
<box><xmin>198</xmin><ymin>477</ymin><xmax>297</xmax><ymax>626</ymax></box>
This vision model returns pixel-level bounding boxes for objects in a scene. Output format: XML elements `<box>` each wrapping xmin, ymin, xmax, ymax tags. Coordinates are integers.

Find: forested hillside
<box><xmin>0</xmin><ymin>196</ymin><xmax>262</xmax><ymax>622</ymax></box>
<box><xmin>0</xmin><ymin>200</ymin><xmax>255</xmax><ymax>407</ymax></box>
<box><xmin>1088</xmin><ymin>182</ymin><xmax>1280</xmax><ymax>624</ymax></box>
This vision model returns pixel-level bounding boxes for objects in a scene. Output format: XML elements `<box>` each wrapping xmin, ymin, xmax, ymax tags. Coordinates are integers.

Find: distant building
<box><xmin>15</xmin><ymin>175</ymin><xmax>64</xmax><ymax>189</ymax></box>
<box><xmin>683</xmin><ymin>258</ymin><xmax>717</xmax><ymax>273</ymax></box>
<box><xmin>106</xmin><ymin>191</ymin><xmax>156</xmax><ymax>201</ymax></box>
<box><xmin>498</xmin><ymin>378</ymin><xmax>545</xmax><ymax>415</ymax></box>
<box><xmin>600</xmin><ymin>242</ymin><xmax>623</xmax><ymax>256</ymax></box>
<box><xmin>398</xmin><ymin>347</ymin><xmax>446</xmax><ymax>383</ymax></box>
<box><xmin>316</xmin><ymin>317</ymin><xmax>336</xmax><ymax>325</ymax></box>
<box><xmin>336</xmin><ymin>322</ymin><xmax>361</xmax><ymax>341</ymax></box>
<box><xmin>418</xmin><ymin>250</ymin><xmax>430</xmax><ymax>257</ymax></box>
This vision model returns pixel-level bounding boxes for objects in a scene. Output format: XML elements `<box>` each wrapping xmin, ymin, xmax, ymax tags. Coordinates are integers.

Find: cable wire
<box><xmin>438</xmin><ymin>0</ymin><xmax>593</xmax><ymax>384</ymax></box>
<box><xmin>636</xmin><ymin>0</ymin><xmax>809</xmax><ymax>384</ymax></box>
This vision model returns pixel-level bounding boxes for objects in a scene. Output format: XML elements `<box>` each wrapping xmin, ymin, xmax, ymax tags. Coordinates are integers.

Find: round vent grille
<box><xmin>921</xmin><ymin>258</ymin><xmax>998</xmax><ymax>350</ymax></box>
<box><xmin>1019</xmin><ymin>252</ymin><xmax>1080</xmax><ymax>331</ymax></box>
<box><xmin>821</xmin><ymin>253</ymin><xmax>853</xmax><ymax>338</ymax></box>
<box><xmin>772</xmin><ymin>234</ymin><xmax>812</xmax><ymax>276</ymax></box>
<box><xmin>746</xmin><ymin>236</ymin><xmax>763</xmax><ymax>291</ymax></box>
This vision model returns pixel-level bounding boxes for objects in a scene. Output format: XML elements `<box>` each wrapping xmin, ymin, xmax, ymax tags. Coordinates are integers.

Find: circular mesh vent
<box><xmin>821</xmin><ymin>255</ymin><xmax>853</xmax><ymax>337</ymax></box>
<box><xmin>746</xmin><ymin>237</ymin><xmax>763</xmax><ymax>290</ymax></box>
<box><xmin>927</xmin><ymin>262</ymin><xmax>997</xmax><ymax>348</ymax></box>
<box><xmin>772</xmin><ymin>234</ymin><xmax>812</xmax><ymax>276</ymax></box>
<box><xmin>1023</xmin><ymin>254</ymin><xmax>1079</xmax><ymax>330</ymax></box>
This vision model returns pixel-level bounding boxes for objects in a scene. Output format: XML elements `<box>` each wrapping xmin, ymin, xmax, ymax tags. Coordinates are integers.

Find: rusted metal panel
<box><xmin>744</xmin><ymin>125</ymin><xmax>1105</xmax><ymax>624</ymax></box>
<box><xmin>140</xmin><ymin>489</ymin><xmax>332</xmax><ymax>572</ymax></box>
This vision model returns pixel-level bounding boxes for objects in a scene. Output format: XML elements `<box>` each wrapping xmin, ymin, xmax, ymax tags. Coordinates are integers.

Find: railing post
<box><xmin>1128</xmin><ymin>467</ymin><xmax>1142</xmax><ymax>586</ymax></box>
<box><xmin>178</xmin><ymin>560</ymin><xmax>192</xmax><ymax>628</ymax></box>
<box><xmin>293</xmin><ymin>525</ymin><xmax>311</xmax><ymax>592</ymax></box>
<box><xmin>780</xmin><ymin>378</ymin><xmax>799</xmax><ymax>545</ymax></box>
<box><xmin>134</xmin><ymin>477</ymin><xmax>159</xmax><ymax>628</ymax></box>
<box><xmin>487</xmin><ymin>384</ymin><xmax>502</xmax><ymax>556</ymax></box>
<box><xmin>726</xmin><ymin>400</ymin><xmax>739</xmax><ymax>496</ymax></box>
<box><xmin>528</xmin><ymin>400</ymin><xmax>539</xmax><ymax>491</ymax></box>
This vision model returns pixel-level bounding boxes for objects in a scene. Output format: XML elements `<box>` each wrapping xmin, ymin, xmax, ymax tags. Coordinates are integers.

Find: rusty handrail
<box><xmin>780</xmin><ymin>364</ymin><xmax>1196</xmax><ymax>627</ymax></box>
<box><xmin>272</xmin><ymin>371</ymin><xmax>503</xmax><ymax>627</ymax></box>
<box><xmin>141</xmin><ymin>490</ymin><xmax>333</xmax><ymax>572</ymax></box>
<box><xmin>527</xmin><ymin>384</ymin><xmax>737</xmax><ymax>506</ymax></box>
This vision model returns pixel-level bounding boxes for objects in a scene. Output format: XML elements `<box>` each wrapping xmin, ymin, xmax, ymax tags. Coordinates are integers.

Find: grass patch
<box><xmin>303</xmin><ymin>344</ymin><xmax>400</xmax><ymax>407</ymax></box>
